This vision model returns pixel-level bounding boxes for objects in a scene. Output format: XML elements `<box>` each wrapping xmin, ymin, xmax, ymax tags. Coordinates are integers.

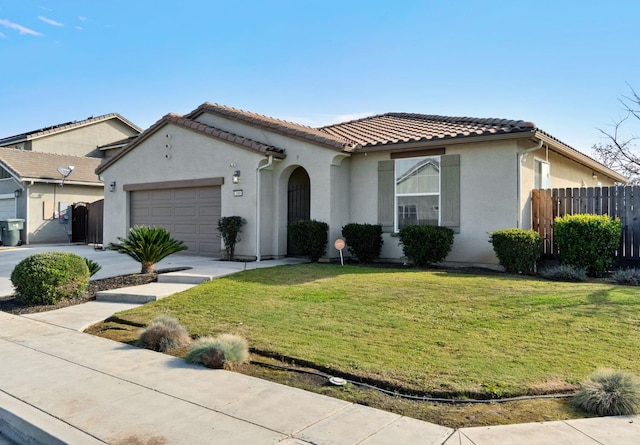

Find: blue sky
<box><xmin>0</xmin><ymin>1</ymin><xmax>638</xmax><ymax>155</ymax></box>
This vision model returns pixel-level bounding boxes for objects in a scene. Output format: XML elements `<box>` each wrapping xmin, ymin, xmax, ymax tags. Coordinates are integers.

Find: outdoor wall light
<box><xmin>232</xmin><ymin>170</ymin><xmax>241</xmax><ymax>184</ymax></box>
<box><xmin>592</xmin><ymin>172</ymin><xmax>598</xmax><ymax>180</ymax></box>
<box><xmin>109</xmin><ymin>181</ymin><xmax>116</xmax><ymax>192</ymax></box>
<box><xmin>13</xmin><ymin>189</ymin><xmax>21</xmax><ymax>198</ymax></box>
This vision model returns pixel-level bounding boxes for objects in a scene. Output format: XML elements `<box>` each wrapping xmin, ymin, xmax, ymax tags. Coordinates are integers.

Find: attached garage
<box><xmin>127</xmin><ymin>179</ymin><xmax>222</xmax><ymax>256</ymax></box>
<box><xmin>0</xmin><ymin>196</ymin><xmax>16</xmax><ymax>220</ymax></box>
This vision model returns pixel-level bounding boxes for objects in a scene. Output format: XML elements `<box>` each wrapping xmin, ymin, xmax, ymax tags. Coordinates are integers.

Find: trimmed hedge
<box><xmin>288</xmin><ymin>219</ymin><xmax>328</xmax><ymax>262</ymax></box>
<box><xmin>341</xmin><ymin>223</ymin><xmax>383</xmax><ymax>263</ymax></box>
<box><xmin>398</xmin><ymin>225</ymin><xmax>454</xmax><ymax>267</ymax></box>
<box><xmin>11</xmin><ymin>252</ymin><xmax>90</xmax><ymax>305</ymax></box>
<box><xmin>489</xmin><ymin>229</ymin><xmax>542</xmax><ymax>274</ymax></box>
<box><xmin>554</xmin><ymin>214</ymin><xmax>622</xmax><ymax>276</ymax></box>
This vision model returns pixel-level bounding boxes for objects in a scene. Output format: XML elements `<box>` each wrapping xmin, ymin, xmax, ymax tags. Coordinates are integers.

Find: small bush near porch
<box><xmin>106</xmin><ymin>264</ymin><xmax>640</xmax><ymax>399</ymax></box>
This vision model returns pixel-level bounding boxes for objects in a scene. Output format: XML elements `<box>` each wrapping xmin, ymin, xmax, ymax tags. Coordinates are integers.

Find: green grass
<box><xmin>111</xmin><ymin>264</ymin><xmax>640</xmax><ymax>397</ymax></box>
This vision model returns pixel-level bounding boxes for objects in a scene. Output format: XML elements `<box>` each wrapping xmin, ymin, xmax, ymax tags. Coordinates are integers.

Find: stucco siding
<box><xmin>31</xmin><ymin>120</ymin><xmax>138</xmax><ymax>157</ymax></box>
<box><xmin>101</xmin><ymin>123</ymin><xmax>266</xmax><ymax>257</ymax></box>
<box><xmin>26</xmin><ymin>183</ymin><xmax>103</xmax><ymax>243</ymax></box>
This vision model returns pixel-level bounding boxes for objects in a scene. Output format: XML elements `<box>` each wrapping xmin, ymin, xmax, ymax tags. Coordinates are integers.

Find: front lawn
<box><xmin>103</xmin><ymin>264</ymin><xmax>640</xmax><ymax>398</ymax></box>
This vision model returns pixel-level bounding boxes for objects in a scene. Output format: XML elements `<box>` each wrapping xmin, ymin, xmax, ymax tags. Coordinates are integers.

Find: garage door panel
<box><xmin>131</xmin><ymin>186</ymin><xmax>221</xmax><ymax>256</ymax></box>
<box><xmin>174</xmin><ymin>206</ymin><xmax>197</xmax><ymax>217</ymax></box>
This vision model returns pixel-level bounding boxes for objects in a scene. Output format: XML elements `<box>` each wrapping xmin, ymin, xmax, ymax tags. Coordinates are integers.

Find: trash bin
<box><xmin>0</xmin><ymin>219</ymin><xmax>24</xmax><ymax>246</ymax></box>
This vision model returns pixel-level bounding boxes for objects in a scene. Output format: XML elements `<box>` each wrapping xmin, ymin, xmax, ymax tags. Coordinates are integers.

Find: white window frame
<box><xmin>394</xmin><ymin>156</ymin><xmax>441</xmax><ymax>231</ymax></box>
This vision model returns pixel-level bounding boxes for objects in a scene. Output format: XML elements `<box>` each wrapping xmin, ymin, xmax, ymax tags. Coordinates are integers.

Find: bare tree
<box><xmin>593</xmin><ymin>85</ymin><xmax>640</xmax><ymax>183</ymax></box>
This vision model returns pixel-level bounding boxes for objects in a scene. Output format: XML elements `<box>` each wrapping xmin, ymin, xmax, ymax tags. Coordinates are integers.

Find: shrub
<box><xmin>186</xmin><ymin>334</ymin><xmax>249</xmax><ymax>369</ymax></box>
<box><xmin>288</xmin><ymin>219</ymin><xmax>328</xmax><ymax>262</ymax></box>
<box><xmin>107</xmin><ymin>225</ymin><xmax>187</xmax><ymax>274</ymax></box>
<box><xmin>398</xmin><ymin>225</ymin><xmax>454</xmax><ymax>267</ymax></box>
<box><xmin>218</xmin><ymin>216</ymin><xmax>246</xmax><ymax>261</ymax></box>
<box><xmin>539</xmin><ymin>264</ymin><xmax>587</xmax><ymax>282</ymax></box>
<box><xmin>11</xmin><ymin>252</ymin><xmax>90</xmax><ymax>305</ymax></box>
<box><xmin>341</xmin><ymin>223</ymin><xmax>383</xmax><ymax>263</ymax></box>
<box><xmin>572</xmin><ymin>369</ymin><xmax>640</xmax><ymax>416</ymax></box>
<box><xmin>137</xmin><ymin>315</ymin><xmax>191</xmax><ymax>352</ymax></box>
<box><xmin>84</xmin><ymin>257</ymin><xmax>102</xmax><ymax>277</ymax></box>
<box><xmin>611</xmin><ymin>268</ymin><xmax>640</xmax><ymax>285</ymax></box>
<box><xmin>554</xmin><ymin>214</ymin><xmax>622</xmax><ymax>277</ymax></box>
<box><xmin>489</xmin><ymin>229</ymin><xmax>541</xmax><ymax>274</ymax></box>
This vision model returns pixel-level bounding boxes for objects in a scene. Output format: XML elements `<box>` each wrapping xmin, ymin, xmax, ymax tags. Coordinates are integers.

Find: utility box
<box><xmin>0</xmin><ymin>219</ymin><xmax>24</xmax><ymax>246</ymax></box>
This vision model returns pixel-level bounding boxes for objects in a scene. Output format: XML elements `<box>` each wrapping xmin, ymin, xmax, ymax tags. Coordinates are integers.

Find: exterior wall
<box><xmin>25</xmin><ymin>183</ymin><xmax>103</xmax><ymax>243</ymax></box>
<box><xmin>519</xmin><ymin>145</ymin><xmax>618</xmax><ymax>231</ymax></box>
<box><xmin>101</xmin><ymin>123</ymin><xmax>267</xmax><ymax>258</ymax></box>
<box><xmin>30</xmin><ymin>120</ymin><xmax>137</xmax><ymax>157</ymax></box>
<box><xmin>349</xmin><ymin>141</ymin><xmax>519</xmax><ymax>266</ymax></box>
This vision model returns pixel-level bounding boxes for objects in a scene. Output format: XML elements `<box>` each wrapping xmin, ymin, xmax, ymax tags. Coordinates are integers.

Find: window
<box><xmin>534</xmin><ymin>159</ymin><xmax>550</xmax><ymax>189</ymax></box>
<box><xmin>395</xmin><ymin>156</ymin><xmax>440</xmax><ymax>230</ymax></box>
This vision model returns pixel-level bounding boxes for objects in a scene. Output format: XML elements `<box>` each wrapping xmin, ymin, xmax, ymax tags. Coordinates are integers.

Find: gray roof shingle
<box><xmin>0</xmin><ymin>148</ymin><xmax>103</xmax><ymax>184</ymax></box>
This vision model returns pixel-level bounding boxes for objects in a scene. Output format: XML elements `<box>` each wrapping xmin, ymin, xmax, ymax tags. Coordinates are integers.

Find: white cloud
<box><xmin>75</xmin><ymin>26</ymin><xmax>83</xmax><ymax>30</ymax></box>
<box><xmin>0</xmin><ymin>19</ymin><xmax>43</xmax><ymax>36</ymax></box>
<box><xmin>78</xmin><ymin>16</ymin><xmax>88</xmax><ymax>22</ymax></box>
<box><xmin>38</xmin><ymin>16</ymin><xmax>64</xmax><ymax>27</ymax></box>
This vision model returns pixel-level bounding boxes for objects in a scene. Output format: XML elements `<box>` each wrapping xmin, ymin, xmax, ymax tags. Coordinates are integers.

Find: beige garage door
<box><xmin>130</xmin><ymin>186</ymin><xmax>221</xmax><ymax>256</ymax></box>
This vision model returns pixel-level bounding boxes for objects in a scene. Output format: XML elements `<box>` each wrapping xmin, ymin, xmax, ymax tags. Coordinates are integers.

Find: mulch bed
<box><xmin>0</xmin><ymin>273</ymin><xmax>158</xmax><ymax>315</ymax></box>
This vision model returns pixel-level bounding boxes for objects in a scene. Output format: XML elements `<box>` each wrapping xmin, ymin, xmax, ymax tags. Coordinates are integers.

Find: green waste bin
<box><xmin>0</xmin><ymin>219</ymin><xmax>24</xmax><ymax>246</ymax></box>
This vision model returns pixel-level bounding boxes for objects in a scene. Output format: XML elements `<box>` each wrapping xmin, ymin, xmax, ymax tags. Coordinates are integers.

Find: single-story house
<box><xmin>96</xmin><ymin>103</ymin><xmax>627</xmax><ymax>266</ymax></box>
<box><xmin>0</xmin><ymin>148</ymin><xmax>103</xmax><ymax>244</ymax></box>
<box><xmin>0</xmin><ymin>113</ymin><xmax>141</xmax><ymax>244</ymax></box>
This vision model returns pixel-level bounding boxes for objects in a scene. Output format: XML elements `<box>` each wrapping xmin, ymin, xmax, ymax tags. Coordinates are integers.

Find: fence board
<box><xmin>532</xmin><ymin>186</ymin><xmax>640</xmax><ymax>261</ymax></box>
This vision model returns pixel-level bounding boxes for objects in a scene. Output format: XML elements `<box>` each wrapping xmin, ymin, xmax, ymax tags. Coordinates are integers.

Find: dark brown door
<box><xmin>71</xmin><ymin>204</ymin><xmax>88</xmax><ymax>243</ymax></box>
<box><xmin>287</xmin><ymin>167</ymin><xmax>310</xmax><ymax>255</ymax></box>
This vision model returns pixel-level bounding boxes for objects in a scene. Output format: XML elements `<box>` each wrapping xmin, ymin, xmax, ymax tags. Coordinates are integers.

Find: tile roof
<box><xmin>186</xmin><ymin>103</ymin><xmax>356</xmax><ymax>151</ymax></box>
<box><xmin>96</xmin><ymin>113</ymin><xmax>285</xmax><ymax>175</ymax></box>
<box><xmin>0</xmin><ymin>113</ymin><xmax>142</xmax><ymax>146</ymax></box>
<box><xmin>0</xmin><ymin>148</ymin><xmax>103</xmax><ymax>184</ymax></box>
<box><xmin>318</xmin><ymin>113</ymin><xmax>537</xmax><ymax>147</ymax></box>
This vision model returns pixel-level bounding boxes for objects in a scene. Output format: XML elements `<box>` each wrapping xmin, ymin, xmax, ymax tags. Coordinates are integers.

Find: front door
<box><xmin>287</xmin><ymin>167</ymin><xmax>310</xmax><ymax>255</ymax></box>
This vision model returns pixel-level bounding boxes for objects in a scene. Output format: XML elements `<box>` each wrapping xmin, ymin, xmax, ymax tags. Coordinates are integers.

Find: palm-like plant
<box><xmin>107</xmin><ymin>225</ymin><xmax>187</xmax><ymax>274</ymax></box>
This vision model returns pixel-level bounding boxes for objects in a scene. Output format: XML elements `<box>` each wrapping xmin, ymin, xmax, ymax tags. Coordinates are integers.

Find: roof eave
<box><xmin>21</xmin><ymin>178</ymin><xmax>103</xmax><ymax>186</ymax></box>
<box><xmin>352</xmin><ymin>130</ymin><xmax>536</xmax><ymax>153</ymax></box>
<box><xmin>534</xmin><ymin>131</ymin><xmax>628</xmax><ymax>184</ymax></box>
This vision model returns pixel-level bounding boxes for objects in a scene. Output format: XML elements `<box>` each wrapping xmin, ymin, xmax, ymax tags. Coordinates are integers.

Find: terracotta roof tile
<box><xmin>0</xmin><ymin>113</ymin><xmax>142</xmax><ymax>146</ymax></box>
<box><xmin>0</xmin><ymin>147</ymin><xmax>102</xmax><ymax>184</ymax></box>
<box><xmin>318</xmin><ymin>113</ymin><xmax>536</xmax><ymax>147</ymax></box>
<box><xmin>186</xmin><ymin>103</ymin><xmax>356</xmax><ymax>151</ymax></box>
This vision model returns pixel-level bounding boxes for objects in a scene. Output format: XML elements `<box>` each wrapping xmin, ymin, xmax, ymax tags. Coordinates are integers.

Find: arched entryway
<box><xmin>287</xmin><ymin>167</ymin><xmax>310</xmax><ymax>255</ymax></box>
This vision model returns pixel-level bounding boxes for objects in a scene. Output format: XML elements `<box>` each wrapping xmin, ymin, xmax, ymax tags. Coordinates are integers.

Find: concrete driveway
<box><xmin>0</xmin><ymin>244</ymin><xmax>218</xmax><ymax>297</ymax></box>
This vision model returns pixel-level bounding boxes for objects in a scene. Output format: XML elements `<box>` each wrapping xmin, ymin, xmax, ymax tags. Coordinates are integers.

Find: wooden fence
<box><xmin>532</xmin><ymin>186</ymin><xmax>640</xmax><ymax>260</ymax></box>
<box><xmin>86</xmin><ymin>199</ymin><xmax>104</xmax><ymax>245</ymax></box>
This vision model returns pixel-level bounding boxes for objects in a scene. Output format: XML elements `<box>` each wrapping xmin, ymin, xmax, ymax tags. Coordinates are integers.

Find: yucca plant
<box><xmin>107</xmin><ymin>225</ymin><xmax>187</xmax><ymax>274</ymax></box>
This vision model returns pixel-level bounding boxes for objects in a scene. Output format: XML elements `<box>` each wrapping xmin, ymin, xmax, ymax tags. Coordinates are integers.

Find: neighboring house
<box><xmin>96</xmin><ymin>103</ymin><xmax>627</xmax><ymax>266</ymax></box>
<box><xmin>0</xmin><ymin>113</ymin><xmax>141</xmax><ymax>157</ymax></box>
<box><xmin>0</xmin><ymin>113</ymin><xmax>141</xmax><ymax>244</ymax></box>
<box><xmin>0</xmin><ymin>148</ymin><xmax>103</xmax><ymax>244</ymax></box>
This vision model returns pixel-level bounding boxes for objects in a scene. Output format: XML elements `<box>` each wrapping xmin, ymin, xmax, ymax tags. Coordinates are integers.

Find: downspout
<box><xmin>256</xmin><ymin>155</ymin><xmax>274</xmax><ymax>262</ymax></box>
<box><xmin>516</xmin><ymin>139</ymin><xmax>543</xmax><ymax>228</ymax></box>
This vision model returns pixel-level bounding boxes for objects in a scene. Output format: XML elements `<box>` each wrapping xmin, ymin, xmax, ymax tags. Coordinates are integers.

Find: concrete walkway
<box><xmin>0</xmin><ymin>247</ymin><xmax>639</xmax><ymax>443</ymax></box>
